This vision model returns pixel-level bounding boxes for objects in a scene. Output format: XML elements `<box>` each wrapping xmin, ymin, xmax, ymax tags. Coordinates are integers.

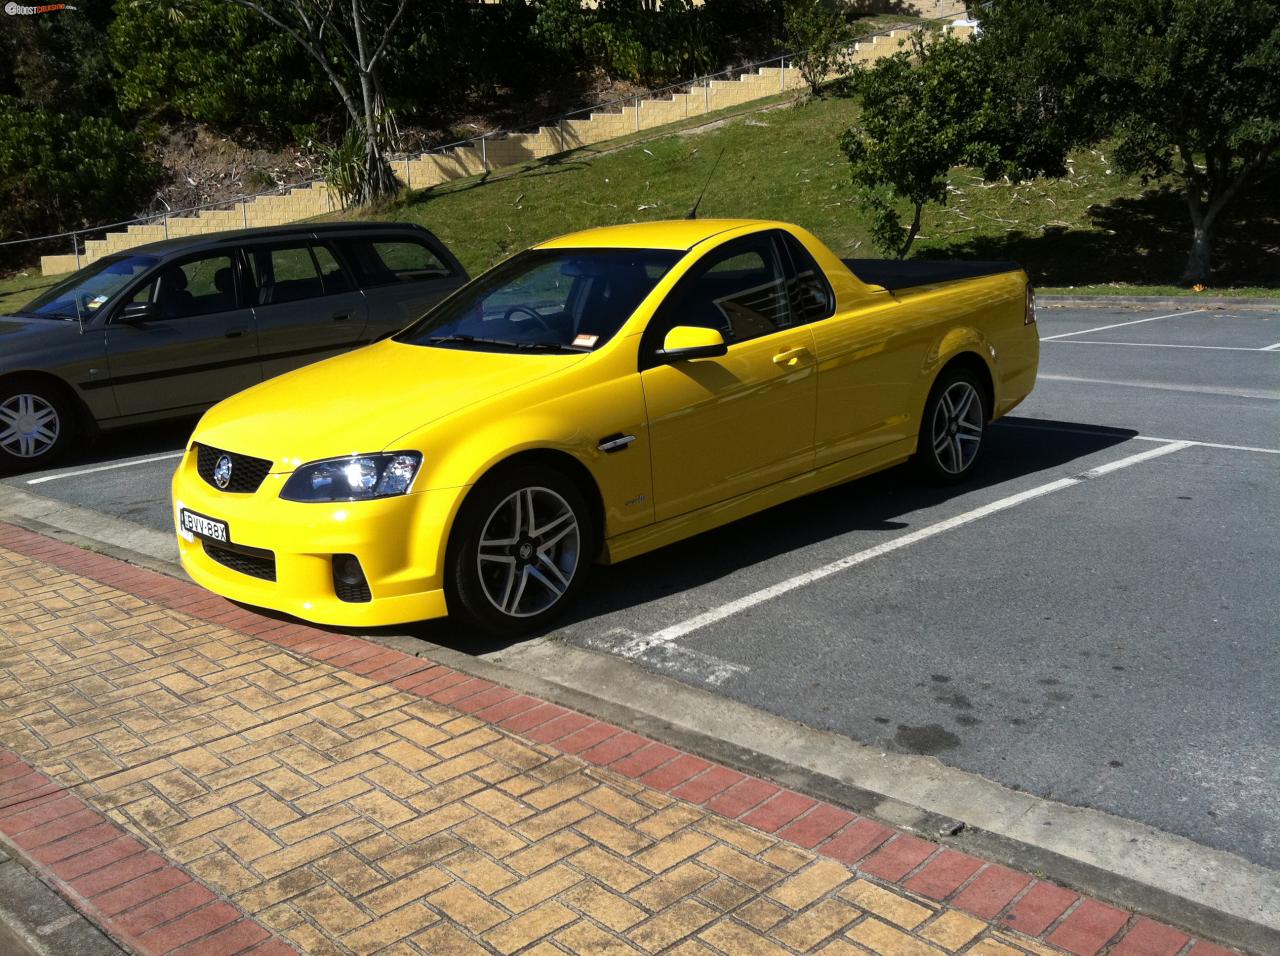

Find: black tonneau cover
<box><xmin>843</xmin><ymin>259</ymin><xmax>1020</xmax><ymax>291</ymax></box>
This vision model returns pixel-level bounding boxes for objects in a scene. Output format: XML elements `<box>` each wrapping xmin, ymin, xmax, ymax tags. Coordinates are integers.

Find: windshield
<box><xmin>397</xmin><ymin>248</ymin><xmax>682</xmax><ymax>353</ymax></box>
<box><xmin>20</xmin><ymin>254</ymin><xmax>160</xmax><ymax>321</ymax></box>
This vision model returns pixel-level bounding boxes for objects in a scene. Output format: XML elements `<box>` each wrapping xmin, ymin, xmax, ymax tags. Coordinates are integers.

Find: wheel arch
<box><xmin>0</xmin><ymin>369</ymin><xmax>98</xmax><ymax>437</ymax></box>
<box><xmin>452</xmin><ymin>447</ymin><xmax>607</xmax><ymax>560</ymax></box>
<box><xmin>933</xmin><ymin>350</ymin><xmax>996</xmax><ymax>423</ymax></box>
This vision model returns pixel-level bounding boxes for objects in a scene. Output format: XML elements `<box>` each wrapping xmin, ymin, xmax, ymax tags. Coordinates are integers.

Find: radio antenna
<box><xmin>686</xmin><ymin>147</ymin><xmax>727</xmax><ymax>220</ymax></box>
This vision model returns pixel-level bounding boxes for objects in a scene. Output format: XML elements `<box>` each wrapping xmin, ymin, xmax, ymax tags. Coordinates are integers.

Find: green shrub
<box><xmin>0</xmin><ymin>98</ymin><xmax>158</xmax><ymax>262</ymax></box>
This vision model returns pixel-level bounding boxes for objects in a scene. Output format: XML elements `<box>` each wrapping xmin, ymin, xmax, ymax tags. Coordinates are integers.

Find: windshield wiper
<box><xmin>423</xmin><ymin>334</ymin><xmax>586</xmax><ymax>354</ymax></box>
<box><xmin>15</xmin><ymin>311</ymin><xmax>75</xmax><ymax>321</ymax></box>
<box><xmin>514</xmin><ymin>342</ymin><xmax>590</xmax><ymax>354</ymax></box>
<box><xmin>423</xmin><ymin>334</ymin><xmax>520</xmax><ymax>348</ymax></box>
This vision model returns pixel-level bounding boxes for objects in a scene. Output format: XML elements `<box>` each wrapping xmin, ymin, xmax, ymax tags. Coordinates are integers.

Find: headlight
<box><xmin>280</xmin><ymin>452</ymin><xmax>422</xmax><ymax>502</ymax></box>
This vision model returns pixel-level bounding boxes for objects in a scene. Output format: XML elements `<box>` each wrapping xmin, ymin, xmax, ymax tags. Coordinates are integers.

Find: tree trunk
<box><xmin>1182</xmin><ymin>220</ymin><xmax>1214</xmax><ymax>286</ymax></box>
<box><xmin>1181</xmin><ymin>196</ymin><xmax>1223</xmax><ymax>286</ymax></box>
<box><xmin>898</xmin><ymin>201</ymin><xmax>923</xmax><ymax>259</ymax></box>
<box><xmin>352</xmin><ymin>0</ymin><xmax>397</xmax><ymax>204</ymax></box>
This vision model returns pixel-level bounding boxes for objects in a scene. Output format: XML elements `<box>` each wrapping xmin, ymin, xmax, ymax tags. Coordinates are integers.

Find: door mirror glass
<box><xmin>658</xmin><ymin>325</ymin><xmax>727</xmax><ymax>362</ymax></box>
<box><xmin>118</xmin><ymin>301</ymin><xmax>160</xmax><ymax>323</ymax></box>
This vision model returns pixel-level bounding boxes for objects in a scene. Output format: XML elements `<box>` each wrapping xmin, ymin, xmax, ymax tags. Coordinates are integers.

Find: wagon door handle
<box><xmin>772</xmin><ymin>346</ymin><xmax>810</xmax><ymax>366</ymax></box>
<box><xmin>225</xmin><ymin>327</ymin><xmax>249</xmax><ymax>339</ymax></box>
<box><xmin>332</xmin><ymin>311</ymin><xmax>352</xmax><ymax>322</ymax></box>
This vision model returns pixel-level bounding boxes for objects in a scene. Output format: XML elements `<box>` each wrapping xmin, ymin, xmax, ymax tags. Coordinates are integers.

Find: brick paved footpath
<box><xmin>0</xmin><ymin>522</ymin><xmax>1236</xmax><ymax>956</ymax></box>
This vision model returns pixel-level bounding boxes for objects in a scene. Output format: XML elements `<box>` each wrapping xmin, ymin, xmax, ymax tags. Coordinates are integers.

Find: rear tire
<box><xmin>446</xmin><ymin>465</ymin><xmax>594</xmax><ymax>637</ymax></box>
<box><xmin>0</xmin><ymin>378</ymin><xmax>78</xmax><ymax>474</ymax></box>
<box><xmin>915</xmin><ymin>366</ymin><xmax>988</xmax><ymax>484</ymax></box>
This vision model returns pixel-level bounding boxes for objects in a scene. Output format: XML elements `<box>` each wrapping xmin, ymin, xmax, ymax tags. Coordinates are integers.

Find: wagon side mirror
<box><xmin>657</xmin><ymin>325</ymin><xmax>727</xmax><ymax>363</ymax></box>
<box><xmin>118</xmin><ymin>301</ymin><xmax>160</xmax><ymax>324</ymax></box>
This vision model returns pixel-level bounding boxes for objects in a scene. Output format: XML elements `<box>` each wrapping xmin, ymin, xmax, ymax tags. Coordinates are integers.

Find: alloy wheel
<box><xmin>0</xmin><ymin>393</ymin><xmax>60</xmax><ymax>459</ymax></box>
<box><xmin>931</xmin><ymin>380</ymin><xmax>983</xmax><ymax>475</ymax></box>
<box><xmin>476</xmin><ymin>486</ymin><xmax>581</xmax><ymax>618</ymax></box>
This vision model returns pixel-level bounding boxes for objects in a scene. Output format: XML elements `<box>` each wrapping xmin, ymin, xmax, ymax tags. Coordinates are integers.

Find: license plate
<box><xmin>179</xmin><ymin>508</ymin><xmax>229</xmax><ymax>543</ymax></box>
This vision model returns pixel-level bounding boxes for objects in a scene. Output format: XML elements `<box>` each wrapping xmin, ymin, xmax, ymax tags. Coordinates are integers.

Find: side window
<box><xmin>781</xmin><ymin>233</ymin><xmax>835</xmax><ymax>324</ymax></box>
<box><xmin>132</xmin><ymin>254</ymin><xmax>239</xmax><ymax>320</ymax></box>
<box><xmin>655</xmin><ymin>234</ymin><xmax>793</xmax><ymax>348</ymax></box>
<box><xmin>343</xmin><ymin>238</ymin><xmax>452</xmax><ymax>288</ymax></box>
<box><xmin>311</xmin><ymin>243</ymin><xmax>353</xmax><ymax>295</ymax></box>
<box><xmin>248</xmin><ymin>244</ymin><xmax>325</xmax><ymax>305</ymax></box>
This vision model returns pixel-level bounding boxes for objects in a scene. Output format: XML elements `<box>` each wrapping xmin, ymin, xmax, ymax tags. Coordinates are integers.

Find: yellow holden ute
<box><xmin>172</xmin><ymin>219</ymin><xmax>1038</xmax><ymax>635</ymax></box>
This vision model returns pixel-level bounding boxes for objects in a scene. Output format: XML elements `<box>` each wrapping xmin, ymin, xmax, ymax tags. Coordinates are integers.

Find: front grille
<box><xmin>202</xmin><ymin>539</ymin><xmax>276</xmax><ymax>581</ymax></box>
<box><xmin>196</xmin><ymin>444</ymin><xmax>272</xmax><ymax>494</ymax></box>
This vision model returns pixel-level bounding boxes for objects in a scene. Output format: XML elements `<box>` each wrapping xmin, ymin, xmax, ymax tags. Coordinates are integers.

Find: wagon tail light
<box><xmin>1025</xmin><ymin>282</ymin><xmax>1037</xmax><ymax>325</ymax></box>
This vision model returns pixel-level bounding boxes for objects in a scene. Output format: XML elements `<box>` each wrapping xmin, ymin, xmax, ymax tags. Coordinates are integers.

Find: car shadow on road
<box><xmin>395</xmin><ymin>417</ymin><xmax>1138</xmax><ymax>655</ymax></box>
<box><xmin>0</xmin><ymin>417</ymin><xmax>197</xmax><ymax>480</ymax></box>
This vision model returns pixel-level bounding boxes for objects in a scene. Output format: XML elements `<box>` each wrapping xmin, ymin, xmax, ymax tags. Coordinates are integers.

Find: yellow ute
<box><xmin>172</xmin><ymin>219</ymin><xmax>1038</xmax><ymax>634</ymax></box>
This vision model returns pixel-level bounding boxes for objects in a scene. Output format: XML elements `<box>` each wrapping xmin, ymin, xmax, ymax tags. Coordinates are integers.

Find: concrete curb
<box><xmin>1038</xmin><ymin>294</ymin><xmax>1280</xmax><ymax>311</ymax></box>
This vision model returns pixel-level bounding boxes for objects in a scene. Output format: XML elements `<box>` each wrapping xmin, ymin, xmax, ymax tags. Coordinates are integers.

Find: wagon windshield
<box><xmin>19</xmin><ymin>254</ymin><xmax>160</xmax><ymax>321</ymax></box>
<box><xmin>397</xmin><ymin>247</ymin><xmax>681</xmax><ymax>353</ymax></box>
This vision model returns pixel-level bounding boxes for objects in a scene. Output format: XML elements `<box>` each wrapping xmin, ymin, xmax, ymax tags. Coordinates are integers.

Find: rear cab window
<box><xmin>780</xmin><ymin>232</ymin><xmax>835</xmax><ymax>324</ymax></box>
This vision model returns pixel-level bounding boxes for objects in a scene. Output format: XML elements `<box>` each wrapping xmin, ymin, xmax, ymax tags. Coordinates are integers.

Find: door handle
<box><xmin>225</xmin><ymin>327</ymin><xmax>249</xmax><ymax>339</ymax></box>
<box><xmin>772</xmin><ymin>346</ymin><xmax>810</xmax><ymax>366</ymax></box>
<box><xmin>332</xmin><ymin>312</ymin><xmax>352</xmax><ymax>322</ymax></box>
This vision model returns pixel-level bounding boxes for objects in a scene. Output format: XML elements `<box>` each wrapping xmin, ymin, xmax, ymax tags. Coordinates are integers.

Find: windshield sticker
<box><xmin>573</xmin><ymin>334</ymin><xmax>599</xmax><ymax>348</ymax></box>
<box><xmin>86</xmin><ymin>295</ymin><xmax>108</xmax><ymax>310</ymax></box>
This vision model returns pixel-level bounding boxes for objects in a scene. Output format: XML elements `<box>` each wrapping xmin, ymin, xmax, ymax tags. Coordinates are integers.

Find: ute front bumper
<box><xmin>171</xmin><ymin>448</ymin><xmax>466</xmax><ymax>628</ymax></box>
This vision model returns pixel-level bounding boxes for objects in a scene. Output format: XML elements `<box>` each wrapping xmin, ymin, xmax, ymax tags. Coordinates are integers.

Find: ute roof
<box><xmin>535</xmin><ymin>219</ymin><xmax>776</xmax><ymax>252</ymax></box>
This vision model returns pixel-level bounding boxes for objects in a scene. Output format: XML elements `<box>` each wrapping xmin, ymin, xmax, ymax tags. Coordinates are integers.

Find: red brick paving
<box><xmin>0</xmin><ymin>521</ymin><xmax>1249</xmax><ymax>956</ymax></box>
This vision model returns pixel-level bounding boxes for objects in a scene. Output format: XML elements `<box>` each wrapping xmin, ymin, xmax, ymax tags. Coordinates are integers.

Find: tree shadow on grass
<box><xmin>921</xmin><ymin>177</ymin><xmax>1280</xmax><ymax>288</ymax></box>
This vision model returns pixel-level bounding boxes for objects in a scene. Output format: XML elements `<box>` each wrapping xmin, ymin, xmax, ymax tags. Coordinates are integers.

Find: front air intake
<box><xmin>333</xmin><ymin>554</ymin><xmax>371</xmax><ymax>603</ymax></box>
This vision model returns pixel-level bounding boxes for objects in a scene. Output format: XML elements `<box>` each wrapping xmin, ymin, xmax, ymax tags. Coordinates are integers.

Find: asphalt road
<box><xmin>5</xmin><ymin>305</ymin><xmax>1278</xmax><ymax>869</ymax></box>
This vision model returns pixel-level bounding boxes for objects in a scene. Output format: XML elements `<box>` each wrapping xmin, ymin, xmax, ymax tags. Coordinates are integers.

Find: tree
<box><xmin>0</xmin><ymin>100</ymin><xmax>157</xmax><ymax>256</ymax></box>
<box><xmin>212</xmin><ymin>0</ymin><xmax>410</xmax><ymax>203</ymax></box>
<box><xmin>977</xmin><ymin>0</ymin><xmax>1280</xmax><ymax>284</ymax></box>
<box><xmin>783</xmin><ymin>0</ymin><xmax>849</xmax><ymax>98</ymax></box>
<box><xmin>110</xmin><ymin>0</ymin><xmax>327</xmax><ymax>146</ymax></box>
<box><xmin>841</xmin><ymin>34</ymin><xmax>986</xmax><ymax>258</ymax></box>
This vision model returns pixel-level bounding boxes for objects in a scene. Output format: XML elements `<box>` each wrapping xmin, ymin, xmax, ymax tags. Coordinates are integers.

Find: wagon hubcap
<box><xmin>932</xmin><ymin>381</ymin><xmax>982</xmax><ymax>474</ymax></box>
<box><xmin>0</xmin><ymin>394</ymin><xmax>60</xmax><ymax>459</ymax></box>
<box><xmin>477</xmin><ymin>487</ymin><xmax>580</xmax><ymax>618</ymax></box>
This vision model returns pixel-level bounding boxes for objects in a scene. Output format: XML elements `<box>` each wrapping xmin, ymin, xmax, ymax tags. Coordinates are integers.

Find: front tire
<box><xmin>446</xmin><ymin>465</ymin><xmax>594</xmax><ymax>637</ymax></box>
<box><xmin>915</xmin><ymin>367</ymin><xmax>987</xmax><ymax>483</ymax></box>
<box><xmin>0</xmin><ymin>379</ymin><xmax>78</xmax><ymax>474</ymax></box>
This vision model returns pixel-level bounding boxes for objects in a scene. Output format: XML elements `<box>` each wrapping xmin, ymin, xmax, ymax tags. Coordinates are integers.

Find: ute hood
<box><xmin>193</xmin><ymin>338</ymin><xmax>584</xmax><ymax>469</ymax></box>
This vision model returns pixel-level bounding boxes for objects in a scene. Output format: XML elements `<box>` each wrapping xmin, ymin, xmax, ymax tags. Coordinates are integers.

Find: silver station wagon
<box><xmin>0</xmin><ymin>222</ymin><xmax>468</xmax><ymax>472</ymax></box>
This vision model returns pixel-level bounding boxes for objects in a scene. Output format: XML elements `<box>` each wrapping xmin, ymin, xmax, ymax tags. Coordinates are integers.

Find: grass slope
<box><xmin>3</xmin><ymin>94</ymin><xmax>1276</xmax><ymax>311</ymax></box>
<box><xmin>381</xmin><ymin>94</ymin><xmax>1280</xmax><ymax>294</ymax></box>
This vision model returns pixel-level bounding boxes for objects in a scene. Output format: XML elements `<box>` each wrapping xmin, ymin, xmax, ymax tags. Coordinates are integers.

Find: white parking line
<box><xmin>995</xmin><ymin>419</ymin><xmax>1280</xmax><ymax>455</ymax></box>
<box><xmin>586</xmin><ymin>627</ymin><xmax>748</xmax><ymax>686</ymax></box>
<box><xmin>1039</xmin><ymin>309</ymin><xmax>1205</xmax><ymax>341</ymax></box>
<box><xmin>1262</xmin><ymin>342</ymin><xmax>1280</xmax><ymax>352</ymax></box>
<box><xmin>1046</xmin><ymin>339</ymin><xmax>1274</xmax><ymax>352</ymax></box>
<box><xmin>25</xmin><ymin>452</ymin><xmax>185</xmax><ymax>485</ymax></box>
<box><xmin>1039</xmin><ymin>373</ymin><xmax>1280</xmax><ymax>401</ymax></box>
<box><xmin>618</xmin><ymin>441</ymin><xmax>1192</xmax><ymax>654</ymax></box>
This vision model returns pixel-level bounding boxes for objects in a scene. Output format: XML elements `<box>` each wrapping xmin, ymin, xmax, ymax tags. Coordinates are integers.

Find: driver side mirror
<box><xmin>117</xmin><ymin>301</ymin><xmax>160</xmax><ymax>324</ymax></box>
<box><xmin>657</xmin><ymin>325</ymin><xmax>727</xmax><ymax>363</ymax></box>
